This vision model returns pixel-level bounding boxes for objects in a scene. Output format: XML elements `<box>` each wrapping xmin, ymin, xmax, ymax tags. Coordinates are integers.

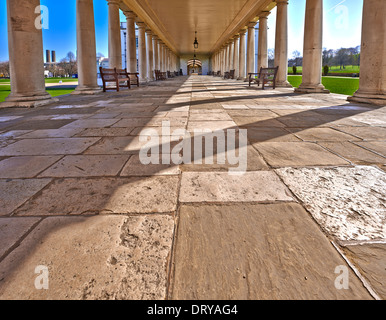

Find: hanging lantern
<box><xmin>193</xmin><ymin>31</ymin><xmax>199</xmax><ymax>49</ymax></box>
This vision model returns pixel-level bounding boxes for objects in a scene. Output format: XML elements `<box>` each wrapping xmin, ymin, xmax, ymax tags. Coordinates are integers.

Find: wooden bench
<box><xmin>127</xmin><ymin>72</ymin><xmax>139</xmax><ymax>87</ymax></box>
<box><xmin>224</xmin><ymin>70</ymin><xmax>235</xmax><ymax>80</ymax></box>
<box><xmin>100</xmin><ymin>67</ymin><xmax>134</xmax><ymax>92</ymax></box>
<box><xmin>248</xmin><ymin>67</ymin><xmax>279</xmax><ymax>89</ymax></box>
<box><xmin>156</xmin><ymin>70</ymin><xmax>167</xmax><ymax>80</ymax></box>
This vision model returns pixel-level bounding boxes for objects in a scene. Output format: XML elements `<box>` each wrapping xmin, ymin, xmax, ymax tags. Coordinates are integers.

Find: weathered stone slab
<box><xmin>17</xmin><ymin>128</ymin><xmax>83</xmax><ymax>139</ymax></box>
<box><xmin>0</xmin><ymin>179</ymin><xmax>52</xmax><ymax>216</ymax></box>
<box><xmin>276</xmin><ymin>166</ymin><xmax>386</xmax><ymax>241</ymax></box>
<box><xmin>120</xmin><ymin>155</ymin><xmax>180</xmax><ymax>176</ymax></box>
<box><xmin>0</xmin><ymin>156</ymin><xmax>62</xmax><ymax>178</ymax></box>
<box><xmin>336</xmin><ymin>127</ymin><xmax>386</xmax><ymax>141</ymax></box>
<box><xmin>318</xmin><ymin>141</ymin><xmax>386</xmax><ymax>165</ymax></box>
<box><xmin>0</xmin><ymin>215</ymin><xmax>174</xmax><ymax>300</ymax></box>
<box><xmin>253</xmin><ymin>142</ymin><xmax>350</xmax><ymax>167</ymax></box>
<box><xmin>60</xmin><ymin>119</ymin><xmax>120</xmax><ymax>129</ymax></box>
<box><xmin>0</xmin><ymin>217</ymin><xmax>41</xmax><ymax>259</ymax></box>
<box><xmin>0</xmin><ymin>138</ymin><xmax>100</xmax><ymax>156</ymax></box>
<box><xmin>39</xmin><ymin>155</ymin><xmax>129</xmax><ymax>177</ymax></box>
<box><xmin>14</xmin><ymin>176</ymin><xmax>179</xmax><ymax>215</ymax></box>
<box><xmin>355</xmin><ymin>141</ymin><xmax>385</xmax><ymax>157</ymax></box>
<box><xmin>343</xmin><ymin>243</ymin><xmax>386</xmax><ymax>299</ymax></box>
<box><xmin>288</xmin><ymin>128</ymin><xmax>360</xmax><ymax>142</ymax></box>
<box><xmin>247</xmin><ymin>127</ymin><xmax>301</xmax><ymax>142</ymax></box>
<box><xmin>179</xmin><ymin>171</ymin><xmax>293</xmax><ymax>202</ymax></box>
<box><xmin>170</xmin><ymin>204</ymin><xmax>372</xmax><ymax>300</ymax></box>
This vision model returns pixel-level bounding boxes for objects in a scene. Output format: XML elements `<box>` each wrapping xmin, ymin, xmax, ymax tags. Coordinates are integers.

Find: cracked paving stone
<box><xmin>170</xmin><ymin>204</ymin><xmax>372</xmax><ymax>300</ymax></box>
<box><xmin>0</xmin><ymin>215</ymin><xmax>174</xmax><ymax>300</ymax></box>
<box><xmin>276</xmin><ymin>166</ymin><xmax>386</xmax><ymax>242</ymax></box>
<box><xmin>13</xmin><ymin>176</ymin><xmax>179</xmax><ymax>216</ymax></box>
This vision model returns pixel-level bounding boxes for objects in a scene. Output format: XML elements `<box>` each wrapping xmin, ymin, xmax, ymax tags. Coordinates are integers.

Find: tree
<box><xmin>268</xmin><ymin>49</ymin><xmax>275</xmax><ymax>67</ymax></box>
<box><xmin>292</xmin><ymin>50</ymin><xmax>301</xmax><ymax>66</ymax></box>
<box><xmin>0</xmin><ymin>61</ymin><xmax>10</xmax><ymax>78</ymax></box>
<box><xmin>334</xmin><ymin>48</ymin><xmax>349</xmax><ymax>70</ymax></box>
<box><xmin>59</xmin><ymin>51</ymin><xmax>77</xmax><ymax>77</ymax></box>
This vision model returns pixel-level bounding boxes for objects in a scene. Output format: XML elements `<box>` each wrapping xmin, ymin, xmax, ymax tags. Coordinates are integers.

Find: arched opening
<box><xmin>187</xmin><ymin>59</ymin><xmax>202</xmax><ymax>75</ymax></box>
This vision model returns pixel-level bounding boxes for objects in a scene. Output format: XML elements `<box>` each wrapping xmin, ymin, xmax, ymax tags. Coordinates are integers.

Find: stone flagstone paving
<box><xmin>0</xmin><ymin>76</ymin><xmax>385</xmax><ymax>300</ymax></box>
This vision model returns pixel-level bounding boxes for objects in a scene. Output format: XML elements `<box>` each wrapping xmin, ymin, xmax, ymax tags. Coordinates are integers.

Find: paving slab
<box><xmin>253</xmin><ymin>142</ymin><xmax>350</xmax><ymax>167</ymax></box>
<box><xmin>120</xmin><ymin>154</ymin><xmax>180</xmax><ymax>176</ymax></box>
<box><xmin>170</xmin><ymin>204</ymin><xmax>372</xmax><ymax>300</ymax></box>
<box><xmin>276</xmin><ymin>166</ymin><xmax>386</xmax><ymax>241</ymax></box>
<box><xmin>0</xmin><ymin>138</ymin><xmax>100</xmax><ymax>156</ymax></box>
<box><xmin>335</xmin><ymin>127</ymin><xmax>386</xmax><ymax>141</ymax></box>
<box><xmin>0</xmin><ymin>179</ymin><xmax>52</xmax><ymax>216</ymax></box>
<box><xmin>0</xmin><ymin>215</ymin><xmax>174</xmax><ymax>300</ymax></box>
<box><xmin>179</xmin><ymin>171</ymin><xmax>293</xmax><ymax>203</ymax></box>
<box><xmin>39</xmin><ymin>155</ymin><xmax>129</xmax><ymax>177</ymax></box>
<box><xmin>0</xmin><ymin>217</ymin><xmax>41</xmax><ymax>259</ymax></box>
<box><xmin>0</xmin><ymin>156</ymin><xmax>62</xmax><ymax>179</ymax></box>
<box><xmin>17</xmin><ymin>128</ymin><xmax>84</xmax><ymax>139</ymax></box>
<box><xmin>76</xmin><ymin>127</ymin><xmax>135</xmax><ymax>137</ymax></box>
<box><xmin>343</xmin><ymin>243</ymin><xmax>386</xmax><ymax>299</ymax></box>
<box><xmin>232</xmin><ymin>117</ymin><xmax>286</xmax><ymax>128</ymax></box>
<box><xmin>354</xmin><ymin>141</ymin><xmax>385</xmax><ymax>157</ymax></box>
<box><xmin>14</xmin><ymin>176</ymin><xmax>179</xmax><ymax>215</ymax></box>
<box><xmin>318</xmin><ymin>141</ymin><xmax>386</xmax><ymax>165</ymax></box>
<box><xmin>246</xmin><ymin>127</ymin><xmax>301</xmax><ymax>142</ymax></box>
<box><xmin>288</xmin><ymin>128</ymin><xmax>360</xmax><ymax>142</ymax></box>
<box><xmin>187</xmin><ymin>121</ymin><xmax>237</xmax><ymax>131</ymax></box>
<box><xmin>60</xmin><ymin>119</ymin><xmax>120</xmax><ymax>129</ymax></box>
<box><xmin>4</xmin><ymin>120</ymin><xmax>74</xmax><ymax>131</ymax></box>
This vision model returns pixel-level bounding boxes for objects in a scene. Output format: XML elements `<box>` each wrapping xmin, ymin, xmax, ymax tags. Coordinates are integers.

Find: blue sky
<box><xmin>0</xmin><ymin>0</ymin><xmax>363</xmax><ymax>62</ymax></box>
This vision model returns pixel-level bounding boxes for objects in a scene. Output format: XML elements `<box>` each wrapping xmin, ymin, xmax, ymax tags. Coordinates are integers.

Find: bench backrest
<box><xmin>259</xmin><ymin>67</ymin><xmax>279</xmax><ymax>81</ymax></box>
<box><xmin>100</xmin><ymin>67</ymin><xmax>116</xmax><ymax>81</ymax></box>
<box><xmin>115</xmin><ymin>68</ymin><xmax>130</xmax><ymax>80</ymax></box>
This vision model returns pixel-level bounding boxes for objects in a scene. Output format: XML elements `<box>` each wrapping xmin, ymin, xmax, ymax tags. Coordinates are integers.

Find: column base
<box><xmin>295</xmin><ymin>83</ymin><xmax>330</xmax><ymax>94</ymax></box>
<box><xmin>347</xmin><ymin>92</ymin><xmax>386</xmax><ymax>106</ymax></box>
<box><xmin>1</xmin><ymin>92</ymin><xmax>58</xmax><ymax>108</ymax></box>
<box><xmin>276</xmin><ymin>80</ymin><xmax>293</xmax><ymax>88</ymax></box>
<box><xmin>72</xmin><ymin>85</ymin><xmax>102</xmax><ymax>95</ymax></box>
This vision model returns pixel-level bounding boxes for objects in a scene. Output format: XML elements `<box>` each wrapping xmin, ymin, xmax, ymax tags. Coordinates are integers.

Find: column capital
<box><xmin>259</xmin><ymin>11</ymin><xmax>271</xmax><ymax>19</ymax></box>
<box><xmin>247</xmin><ymin>21</ymin><xmax>257</xmax><ymax>29</ymax></box>
<box><xmin>123</xmin><ymin>10</ymin><xmax>136</xmax><ymax>19</ymax></box>
<box><xmin>152</xmin><ymin>34</ymin><xmax>159</xmax><ymax>40</ymax></box>
<box><xmin>233</xmin><ymin>34</ymin><xmax>240</xmax><ymax>40</ymax></box>
<box><xmin>239</xmin><ymin>29</ymin><xmax>247</xmax><ymax>35</ymax></box>
<box><xmin>136</xmin><ymin>21</ymin><xmax>146</xmax><ymax>29</ymax></box>
<box><xmin>145</xmin><ymin>28</ymin><xmax>153</xmax><ymax>35</ymax></box>
<box><xmin>276</xmin><ymin>0</ymin><xmax>289</xmax><ymax>6</ymax></box>
<box><xmin>106</xmin><ymin>0</ymin><xmax>121</xmax><ymax>6</ymax></box>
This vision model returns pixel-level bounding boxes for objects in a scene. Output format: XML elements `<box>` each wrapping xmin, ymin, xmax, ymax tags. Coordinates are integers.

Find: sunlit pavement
<box><xmin>0</xmin><ymin>75</ymin><xmax>384</xmax><ymax>300</ymax></box>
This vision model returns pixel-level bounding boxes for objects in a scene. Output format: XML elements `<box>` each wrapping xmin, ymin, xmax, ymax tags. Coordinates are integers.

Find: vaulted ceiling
<box><xmin>121</xmin><ymin>0</ymin><xmax>276</xmax><ymax>55</ymax></box>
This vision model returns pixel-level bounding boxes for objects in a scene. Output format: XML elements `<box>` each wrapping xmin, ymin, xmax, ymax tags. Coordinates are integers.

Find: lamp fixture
<box><xmin>193</xmin><ymin>31</ymin><xmax>199</xmax><ymax>49</ymax></box>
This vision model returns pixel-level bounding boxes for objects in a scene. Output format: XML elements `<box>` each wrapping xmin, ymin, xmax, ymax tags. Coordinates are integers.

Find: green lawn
<box><xmin>289</xmin><ymin>65</ymin><xmax>360</xmax><ymax>75</ymax></box>
<box><xmin>288</xmin><ymin>75</ymin><xmax>359</xmax><ymax>95</ymax></box>
<box><xmin>0</xmin><ymin>78</ymin><xmax>77</xmax><ymax>102</ymax></box>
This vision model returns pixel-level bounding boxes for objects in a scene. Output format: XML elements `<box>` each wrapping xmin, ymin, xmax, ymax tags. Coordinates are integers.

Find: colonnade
<box><xmin>2</xmin><ymin>0</ymin><xmax>385</xmax><ymax>107</ymax></box>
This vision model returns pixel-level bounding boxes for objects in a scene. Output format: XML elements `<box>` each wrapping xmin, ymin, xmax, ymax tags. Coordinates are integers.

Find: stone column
<box><xmin>233</xmin><ymin>35</ymin><xmax>240</xmax><ymax>79</ymax></box>
<box><xmin>145</xmin><ymin>28</ymin><xmax>154</xmax><ymax>81</ymax></box>
<box><xmin>73</xmin><ymin>0</ymin><xmax>101</xmax><ymax>94</ymax></box>
<box><xmin>229</xmin><ymin>39</ymin><xmax>235</xmax><ymax>70</ymax></box>
<box><xmin>348</xmin><ymin>0</ymin><xmax>386</xmax><ymax>105</ymax></box>
<box><xmin>158</xmin><ymin>41</ymin><xmax>163</xmax><ymax>71</ymax></box>
<box><xmin>107</xmin><ymin>0</ymin><xmax>122</xmax><ymax>69</ymax></box>
<box><xmin>124</xmin><ymin>11</ymin><xmax>137</xmax><ymax>73</ymax></box>
<box><xmin>225</xmin><ymin>43</ymin><xmax>230</xmax><ymax>72</ymax></box>
<box><xmin>238</xmin><ymin>29</ymin><xmax>247</xmax><ymax>80</ymax></box>
<box><xmin>274</xmin><ymin>0</ymin><xmax>292</xmax><ymax>87</ymax></box>
<box><xmin>258</xmin><ymin>12</ymin><xmax>270</xmax><ymax>69</ymax></box>
<box><xmin>2</xmin><ymin>0</ymin><xmax>56</xmax><ymax>107</ymax></box>
<box><xmin>295</xmin><ymin>0</ymin><xmax>328</xmax><ymax>93</ymax></box>
<box><xmin>246</xmin><ymin>22</ymin><xmax>256</xmax><ymax>79</ymax></box>
<box><xmin>136</xmin><ymin>21</ymin><xmax>147</xmax><ymax>83</ymax></box>
<box><xmin>152</xmin><ymin>35</ymin><xmax>159</xmax><ymax>71</ymax></box>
